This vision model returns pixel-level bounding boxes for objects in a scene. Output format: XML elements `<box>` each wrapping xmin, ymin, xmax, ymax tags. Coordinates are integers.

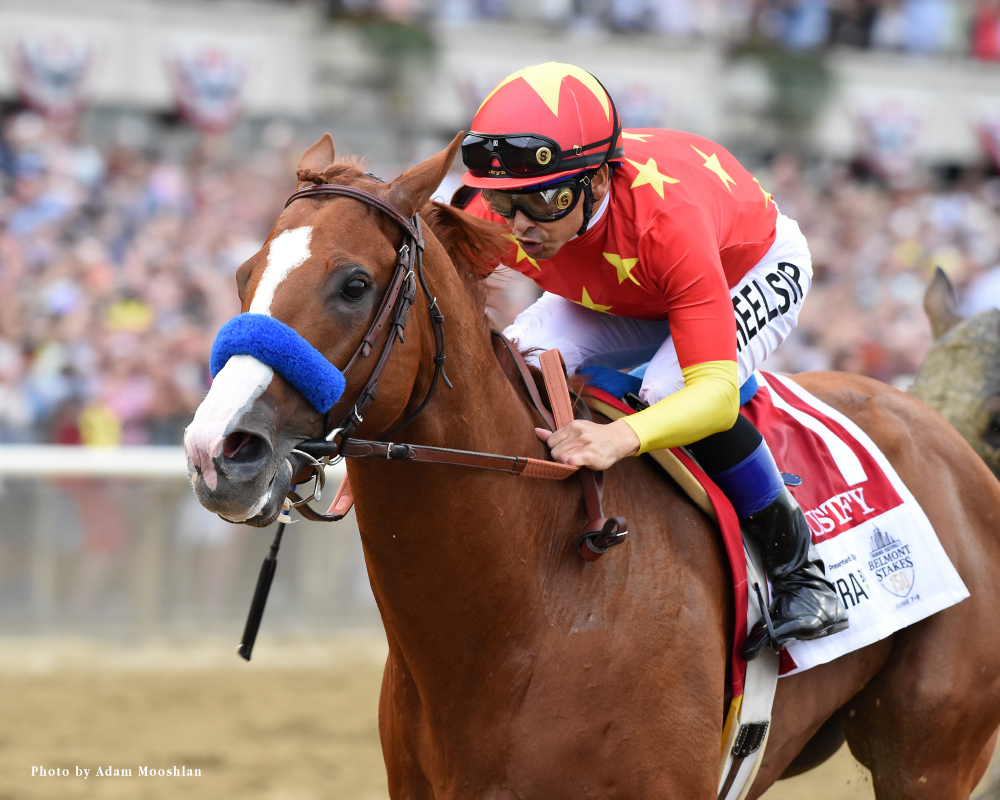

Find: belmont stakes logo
<box><xmin>867</xmin><ymin>526</ymin><xmax>914</xmax><ymax>598</ymax></box>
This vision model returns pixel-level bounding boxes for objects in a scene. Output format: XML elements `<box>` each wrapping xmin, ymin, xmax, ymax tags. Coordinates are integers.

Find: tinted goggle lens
<box><xmin>462</xmin><ymin>134</ymin><xmax>561</xmax><ymax>176</ymax></box>
<box><xmin>481</xmin><ymin>183</ymin><xmax>580</xmax><ymax>221</ymax></box>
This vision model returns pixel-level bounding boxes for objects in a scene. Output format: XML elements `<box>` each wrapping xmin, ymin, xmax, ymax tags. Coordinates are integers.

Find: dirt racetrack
<box><xmin>1</xmin><ymin>632</ymin><xmax>994</xmax><ymax>799</ymax></box>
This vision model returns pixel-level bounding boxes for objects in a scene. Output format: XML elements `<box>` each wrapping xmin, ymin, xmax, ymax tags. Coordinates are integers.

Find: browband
<box><xmin>284</xmin><ymin>184</ymin><xmax>423</xmax><ymax>247</ymax></box>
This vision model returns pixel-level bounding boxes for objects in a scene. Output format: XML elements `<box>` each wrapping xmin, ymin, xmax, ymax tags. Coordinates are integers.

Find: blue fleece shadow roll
<box><xmin>210</xmin><ymin>313</ymin><xmax>346</xmax><ymax>414</ymax></box>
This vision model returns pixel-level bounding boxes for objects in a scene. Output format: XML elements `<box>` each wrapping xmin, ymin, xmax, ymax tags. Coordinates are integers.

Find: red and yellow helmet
<box><xmin>460</xmin><ymin>62</ymin><xmax>623</xmax><ymax>190</ymax></box>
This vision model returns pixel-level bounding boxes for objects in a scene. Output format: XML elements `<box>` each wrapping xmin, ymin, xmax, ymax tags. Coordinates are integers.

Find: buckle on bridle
<box><xmin>285</xmin><ymin>449</ymin><xmax>329</xmax><ymax>508</ymax></box>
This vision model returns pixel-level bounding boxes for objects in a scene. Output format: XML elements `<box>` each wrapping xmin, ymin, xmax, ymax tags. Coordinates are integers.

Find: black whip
<box><xmin>237</xmin><ymin>520</ymin><xmax>286</xmax><ymax>661</ymax></box>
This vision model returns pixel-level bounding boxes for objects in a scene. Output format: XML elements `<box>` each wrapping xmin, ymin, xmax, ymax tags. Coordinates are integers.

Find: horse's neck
<box><xmin>348</xmin><ymin>263</ymin><xmax>574</xmax><ymax>688</ymax></box>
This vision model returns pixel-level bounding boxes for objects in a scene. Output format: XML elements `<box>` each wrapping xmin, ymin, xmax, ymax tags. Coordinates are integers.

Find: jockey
<box><xmin>456</xmin><ymin>62</ymin><xmax>848</xmax><ymax>659</ymax></box>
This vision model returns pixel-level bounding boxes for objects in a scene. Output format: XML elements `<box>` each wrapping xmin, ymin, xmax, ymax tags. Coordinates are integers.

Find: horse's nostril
<box><xmin>222</xmin><ymin>431</ymin><xmax>266</xmax><ymax>463</ymax></box>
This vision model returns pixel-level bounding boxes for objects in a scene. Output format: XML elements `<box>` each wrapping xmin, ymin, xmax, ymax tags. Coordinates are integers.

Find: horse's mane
<box><xmin>297</xmin><ymin>159</ymin><xmax>507</xmax><ymax>335</ymax></box>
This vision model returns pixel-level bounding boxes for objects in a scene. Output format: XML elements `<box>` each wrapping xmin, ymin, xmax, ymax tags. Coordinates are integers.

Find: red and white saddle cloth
<box><xmin>746</xmin><ymin>371</ymin><xmax>969</xmax><ymax>675</ymax></box>
<box><xmin>589</xmin><ymin>369</ymin><xmax>969</xmax><ymax>682</ymax></box>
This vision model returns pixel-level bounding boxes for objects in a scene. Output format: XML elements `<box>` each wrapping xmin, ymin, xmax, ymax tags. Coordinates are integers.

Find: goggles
<box><xmin>480</xmin><ymin>178</ymin><xmax>586</xmax><ymax>222</ymax></box>
<box><xmin>462</xmin><ymin>132</ymin><xmax>622</xmax><ymax>179</ymax></box>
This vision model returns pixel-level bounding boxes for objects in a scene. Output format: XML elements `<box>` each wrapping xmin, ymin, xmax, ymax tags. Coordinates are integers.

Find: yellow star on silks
<box><xmin>503</xmin><ymin>233</ymin><xmax>540</xmax><ymax>270</ymax></box>
<box><xmin>478</xmin><ymin>63</ymin><xmax>610</xmax><ymax>119</ymax></box>
<box><xmin>603</xmin><ymin>252</ymin><xmax>641</xmax><ymax>286</ymax></box>
<box><xmin>626</xmin><ymin>157</ymin><xmax>680</xmax><ymax>199</ymax></box>
<box><xmin>622</xmin><ymin>132</ymin><xmax>653</xmax><ymax>141</ymax></box>
<box><xmin>691</xmin><ymin>145</ymin><xmax>736</xmax><ymax>192</ymax></box>
<box><xmin>574</xmin><ymin>286</ymin><xmax>612</xmax><ymax>313</ymax></box>
<box><xmin>752</xmin><ymin>176</ymin><xmax>774</xmax><ymax>207</ymax></box>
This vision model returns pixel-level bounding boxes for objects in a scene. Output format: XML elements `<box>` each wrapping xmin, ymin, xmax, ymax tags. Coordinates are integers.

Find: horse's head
<box><xmin>183</xmin><ymin>132</ymin><xmax>470</xmax><ymax>525</ymax></box>
<box><xmin>910</xmin><ymin>266</ymin><xmax>1000</xmax><ymax>477</ymax></box>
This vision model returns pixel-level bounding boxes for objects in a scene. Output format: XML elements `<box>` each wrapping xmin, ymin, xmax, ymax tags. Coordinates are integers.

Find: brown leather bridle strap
<box><xmin>341</xmin><ymin>259</ymin><xmax>412</xmax><ymax>376</ymax></box>
<box><xmin>285</xmin><ymin>184</ymin><xmax>422</xmax><ymax>247</ymax></box>
<box><xmin>344</xmin><ymin>439</ymin><xmax>578</xmax><ymax>477</ymax></box>
<box><xmin>296</xmin><ymin>437</ymin><xmax>577</xmax><ymax>477</ymax></box>
<box><xmin>285</xmin><ymin>183</ymin><xmax>424</xmax><ymax>442</ymax></box>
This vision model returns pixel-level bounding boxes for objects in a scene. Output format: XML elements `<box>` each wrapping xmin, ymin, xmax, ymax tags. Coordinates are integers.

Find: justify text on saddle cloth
<box><xmin>503</xmin><ymin>213</ymin><xmax>811</xmax><ymax>406</ymax></box>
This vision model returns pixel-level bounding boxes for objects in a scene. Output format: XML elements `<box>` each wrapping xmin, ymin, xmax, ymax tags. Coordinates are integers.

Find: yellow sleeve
<box><xmin>622</xmin><ymin>360</ymin><xmax>739</xmax><ymax>453</ymax></box>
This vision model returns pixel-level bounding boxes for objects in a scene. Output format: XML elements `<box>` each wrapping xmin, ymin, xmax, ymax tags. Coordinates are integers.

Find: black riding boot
<box><xmin>741</xmin><ymin>487</ymin><xmax>849</xmax><ymax>660</ymax></box>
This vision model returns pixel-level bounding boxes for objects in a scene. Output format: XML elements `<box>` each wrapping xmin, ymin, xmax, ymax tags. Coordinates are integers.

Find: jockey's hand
<box><xmin>535</xmin><ymin>419</ymin><xmax>640</xmax><ymax>471</ymax></box>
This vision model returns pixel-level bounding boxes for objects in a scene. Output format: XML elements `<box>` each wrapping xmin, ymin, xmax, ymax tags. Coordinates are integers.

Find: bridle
<box><xmin>279</xmin><ymin>182</ymin><xmax>449</xmax><ymax>509</ymax></box>
<box><xmin>278</xmin><ymin>181</ymin><xmax>611</xmax><ymax>514</ymax></box>
<box><xmin>236</xmin><ymin>178</ymin><xmax>626</xmax><ymax>660</ymax></box>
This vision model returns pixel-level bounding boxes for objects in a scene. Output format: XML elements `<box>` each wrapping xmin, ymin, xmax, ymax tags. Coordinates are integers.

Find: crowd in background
<box><xmin>754</xmin><ymin>157</ymin><xmax>1000</xmax><ymax>383</ymax></box>
<box><xmin>0</xmin><ymin>112</ymin><xmax>298</xmax><ymax>445</ymax></box>
<box><xmin>338</xmin><ymin>0</ymin><xmax>1000</xmax><ymax>60</ymax></box>
<box><xmin>1</xmin><ymin>106</ymin><xmax>1000</xmax><ymax>444</ymax></box>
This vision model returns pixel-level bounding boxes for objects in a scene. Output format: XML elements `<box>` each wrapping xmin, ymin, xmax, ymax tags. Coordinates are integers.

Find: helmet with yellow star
<box><xmin>460</xmin><ymin>62</ymin><xmax>623</xmax><ymax>191</ymax></box>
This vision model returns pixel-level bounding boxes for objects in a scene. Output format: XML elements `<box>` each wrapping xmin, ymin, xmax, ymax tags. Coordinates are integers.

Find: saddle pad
<box><xmin>587</xmin><ymin>369</ymin><xmax>970</xmax><ymax>680</ymax></box>
<box><xmin>746</xmin><ymin>372</ymin><xmax>970</xmax><ymax>675</ymax></box>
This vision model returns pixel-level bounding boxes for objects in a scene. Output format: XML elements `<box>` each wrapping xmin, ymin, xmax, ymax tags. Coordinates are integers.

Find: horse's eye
<box><xmin>341</xmin><ymin>279</ymin><xmax>369</xmax><ymax>301</ymax></box>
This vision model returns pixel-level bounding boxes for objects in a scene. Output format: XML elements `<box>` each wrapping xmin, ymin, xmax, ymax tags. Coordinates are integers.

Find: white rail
<box><xmin>0</xmin><ymin>446</ymin><xmax>190</xmax><ymax>478</ymax></box>
<box><xmin>0</xmin><ymin>445</ymin><xmax>347</xmax><ymax>484</ymax></box>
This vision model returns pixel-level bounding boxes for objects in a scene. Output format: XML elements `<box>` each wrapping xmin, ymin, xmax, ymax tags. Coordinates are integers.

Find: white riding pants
<box><xmin>503</xmin><ymin>213</ymin><xmax>813</xmax><ymax>406</ymax></box>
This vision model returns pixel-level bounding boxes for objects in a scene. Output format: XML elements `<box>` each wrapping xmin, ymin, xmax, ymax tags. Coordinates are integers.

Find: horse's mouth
<box><xmin>218</xmin><ymin>457</ymin><xmax>295</xmax><ymax>528</ymax></box>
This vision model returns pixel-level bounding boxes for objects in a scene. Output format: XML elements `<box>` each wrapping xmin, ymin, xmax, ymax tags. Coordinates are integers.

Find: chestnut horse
<box><xmin>184</xmin><ymin>133</ymin><xmax>1000</xmax><ymax>799</ymax></box>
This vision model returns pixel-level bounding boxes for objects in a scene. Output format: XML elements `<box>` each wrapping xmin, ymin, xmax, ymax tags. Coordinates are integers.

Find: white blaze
<box><xmin>185</xmin><ymin>226</ymin><xmax>313</xmax><ymax>489</ymax></box>
<box><xmin>250</xmin><ymin>226</ymin><xmax>313</xmax><ymax>314</ymax></box>
<box><xmin>185</xmin><ymin>356</ymin><xmax>274</xmax><ymax>490</ymax></box>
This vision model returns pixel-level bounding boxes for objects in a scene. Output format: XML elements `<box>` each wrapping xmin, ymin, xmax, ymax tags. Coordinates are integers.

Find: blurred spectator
<box><xmin>829</xmin><ymin>0</ymin><xmax>878</xmax><ymax>47</ymax></box>
<box><xmin>766</xmin><ymin>0</ymin><xmax>833</xmax><ymax>50</ymax></box>
<box><xmin>414</xmin><ymin>0</ymin><xmax>985</xmax><ymax>55</ymax></box>
<box><xmin>870</xmin><ymin>0</ymin><xmax>958</xmax><ymax>55</ymax></box>
<box><xmin>973</xmin><ymin>0</ymin><xmax>1000</xmax><ymax>60</ymax></box>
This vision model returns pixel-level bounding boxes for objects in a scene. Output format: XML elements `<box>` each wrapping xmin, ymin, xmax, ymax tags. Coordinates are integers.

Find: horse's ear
<box><xmin>296</xmin><ymin>133</ymin><xmax>336</xmax><ymax>187</ymax></box>
<box><xmin>925</xmin><ymin>266</ymin><xmax>962</xmax><ymax>340</ymax></box>
<box><xmin>385</xmin><ymin>132</ymin><xmax>464</xmax><ymax>218</ymax></box>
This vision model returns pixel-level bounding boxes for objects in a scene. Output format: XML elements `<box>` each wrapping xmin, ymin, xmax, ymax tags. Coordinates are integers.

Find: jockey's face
<box><xmin>504</xmin><ymin>165</ymin><xmax>610</xmax><ymax>261</ymax></box>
